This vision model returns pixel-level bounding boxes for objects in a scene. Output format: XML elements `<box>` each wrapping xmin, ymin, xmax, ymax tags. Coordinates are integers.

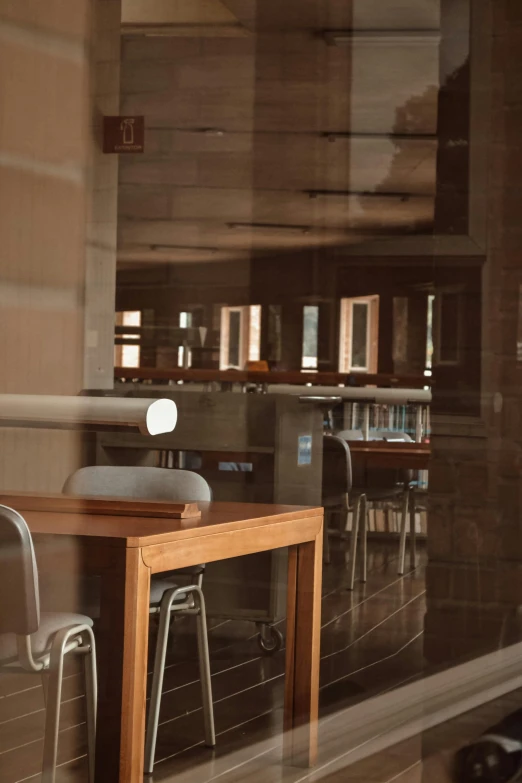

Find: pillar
<box><xmin>425</xmin><ymin>0</ymin><xmax>522</xmax><ymax>663</ymax></box>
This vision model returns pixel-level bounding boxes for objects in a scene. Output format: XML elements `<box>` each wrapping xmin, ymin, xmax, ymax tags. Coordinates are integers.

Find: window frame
<box><xmin>339</xmin><ymin>296</ymin><xmax>379</xmax><ymax>374</ymax></box>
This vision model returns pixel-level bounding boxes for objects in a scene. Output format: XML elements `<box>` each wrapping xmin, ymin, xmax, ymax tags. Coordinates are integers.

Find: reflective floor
<box><xmin>7</xmin><ymin>540</ymin><xmax>522</xmax><ymax>783</ymax></box>
<box><xmin>152</xmin><ymin>541</ymin><xmax>427</xmax><ymax>780</ymax></box>
<box><xmin>1</xmin><ymin>540</ymin><xmax>427</xmax><ymax>782</ymax></box>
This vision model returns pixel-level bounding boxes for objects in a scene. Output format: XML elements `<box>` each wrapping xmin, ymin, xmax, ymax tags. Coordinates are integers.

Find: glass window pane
<box><xmin>115</xmin><ymin>311</ymin><xmax>141</xmax><ymax>367</ymax></box>
<box><xmin>438</xmin><ymin>293</ymin><xmax>460</xmax><ymax>364</ymax></box>
<box><xmin>426</xmin><ymin>294</ymin><xmax>435</xmax><ymax>370</ymax></box>
<box><xmin>302</xmin><ymin>305</ymin><xmax>319</xmax><ymax>369</ymax></box>
<box><xmin>228</xmin><ymin>310</ymin><xmax>241</xmax><ymax>368</ymax></box>
<box><xmin>15</xmin><ymin>0</ymin><xmax>522</xmax><ymax>778</ymax></box>
<box><xmin>121</xmin><ymin>344</ymin><xmax>140</xmax><ymax>368</ymax></box>
<box><xmin>351</xmin><ymin>303</ymin><xmax>369</xmax><ymax>369</ymax></box>
<box><xmin>249</xmin><ymin>305</ymin><xmax>261</xmax><ymax>362</ymax></box>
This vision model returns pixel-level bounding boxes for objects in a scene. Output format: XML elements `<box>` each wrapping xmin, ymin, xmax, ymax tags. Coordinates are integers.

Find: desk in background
<box><xmin>348</xmin><ymin>441</ymin><xmax>431</xmax><ymax>471</ymax></box>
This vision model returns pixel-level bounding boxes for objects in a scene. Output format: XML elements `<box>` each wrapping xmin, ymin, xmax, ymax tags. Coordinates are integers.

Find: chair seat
<box><xmin>169</xmin><ymin>565</ymin><xmax>205</xmax><ymax>576</ymax></box>
<box><xmin>0</xmin><ymin>612</ymin><xmax>93</xmax><ymax>665</ymax></box>
<box><xmin>322</xmin><ymin>494</ymin><xmax>348</xmax><ymax>509</ymax></box>
<box><xmin>323</xmin><ymin>488</ymin><xmax>404</xmax><ymax>508</ymax></box>
<box><xmin>161</xmin><ymin>565</ymin><xmax>205</xmax><ymax>579</ymax></box>
<box><xmin>149</xmin><ymin>577</ymin><xmax>189</xmax><ymax>607</ymax></box>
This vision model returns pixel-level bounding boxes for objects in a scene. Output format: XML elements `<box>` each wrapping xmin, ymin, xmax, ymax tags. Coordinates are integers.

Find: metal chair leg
<box><xmin>145</xmin><ymin>585</ymin><xmax>215</xmax><ymax>774</ymax></box>
<box><xmin>347</xmin><ymin>495</ymin><xmax>361</xmax><ymax>591</ymax></box>
<box><xmin>41</xmin><ymin>672</ymin><xmax>49</xmax><ymax>708</ymax></box>
<box><xmin>360</xmin><ymin>495</ymin><xmax>368</xmax><ymax>583</ymax></box>
<box><xmin>398</xmin><ymin>490</ymin><xmax>409</xmax><ymax>575</ymax></box>
<box><xmin>410</xmin><ymin>490</ymin><xmax>417</xmax><ymax>569</ymax></box>
<box><xmin>194</xmin><ymin>588</ymin><xmax>216</xmax><ymax>748</ymax></box>
<box><xmin>41</xmin><ymin>645</ymin><xmax>66</xmax><ymax>783</ymax></box>
<box><xmin>41</xmin><ymin>626</ymin><xmax>90</xmax><ymax>783</ymax></box>
<box><xmin>83</xmin><ymin>628</ymin><xmax>97</xmax><ymax>783</ymax></box>
<box><xmin>145</xmin><ymin>590</ymin><xmax>176</xmax><ymax>775</ymax></box>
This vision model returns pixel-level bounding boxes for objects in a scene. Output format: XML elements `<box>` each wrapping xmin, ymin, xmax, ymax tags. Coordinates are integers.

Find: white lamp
<box><xmin>0</xmin><ymin>395</ymin><xmax>178</xmax><ymax>436</ymax></box>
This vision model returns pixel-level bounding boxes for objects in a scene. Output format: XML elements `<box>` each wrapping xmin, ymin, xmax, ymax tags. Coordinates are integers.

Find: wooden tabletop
<box><xmin>24</xmin><ymin>501</ymin><xmax>322</xmax><ymax>548</ymax></box>
<box><xmin>348</xmin><ymin>441</ymin><xmax>430</xmax><ymax>455</ymax></box>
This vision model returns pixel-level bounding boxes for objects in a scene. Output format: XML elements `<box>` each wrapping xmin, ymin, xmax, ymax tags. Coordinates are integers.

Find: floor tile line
<box><xmin>321</xmin><ymin>592</ymin><xmax>426</xmax><ymax>662</ymax></box>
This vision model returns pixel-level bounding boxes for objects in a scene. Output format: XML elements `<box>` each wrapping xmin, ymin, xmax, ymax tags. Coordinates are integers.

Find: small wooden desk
<box><xmin>347</xmin><ymin>441</ymin><xmax>431</xmax><ymax>471</ymax></box>
<box><xmin>23</xmin><ymin>501</ymin><xmax>323</xmax><ymax>783</ymax></box>
<box><xmin>348</xmin><ymin>442</ymin><xmax>431</xmax><ymax>568</ymax></box>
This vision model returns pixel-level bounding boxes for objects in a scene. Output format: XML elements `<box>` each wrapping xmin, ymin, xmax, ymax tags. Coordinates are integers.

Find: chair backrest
<box><xmin>337</xmin><ymin>428</ymin><xmax>411</xmax><ymax>488</ymax></box>
<box><xmin>63</xmin><ymin>466</ymin><xmax>212</xmax><ymax>502</ymax></box>
<box><xmin>369</xmin><ymin>430</ymin><xmax>413</xmax><ymax>442</ymax></box>
<box><xmin>0</xmin><ymin>505</ymin><xmax>40</xmax><ymax>635</ymax></box>
<box><xmin>336</xmin><ymin>429</ymin><xmax>364</xmax><ymax>441</ymax></box>
<box><xmin>322</xmin><ymin>435</ymin><xmax>352</xmax><ymax>501</ymax></box>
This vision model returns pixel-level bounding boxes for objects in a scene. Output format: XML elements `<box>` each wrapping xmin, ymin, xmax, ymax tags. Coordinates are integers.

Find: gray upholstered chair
<box><xmin>322</xmin><ymin>435</ymin><xmax>367</xmax><ymax>590</ymax></box>
<box><xmin>62</xmin><ymin>466</ymin><xmax>215</xmax><ymax>774</ymax></box>
<box><xmin>0</xmin><ymin>504</ymin><xmax>97</xmax><ymax>783</ymax></box>
<box><xmin>335</xmin><ymin>429</ymin><xmax>364</xmax><ymax>441</ymax></box>
<box><xmin>335</xmin><ymin>430</ymin><xmax>410</xmax><ymax>575</ymax></box>
<box><xmin>368</xmin><ymin>430</ymin><xmax>413</xmax><ymax>442</ymax></box>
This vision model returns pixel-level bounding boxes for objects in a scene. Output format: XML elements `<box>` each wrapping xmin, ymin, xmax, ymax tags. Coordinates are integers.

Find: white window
<box><xmin>178</xmin><ymin>311</ymin><xmax>193</xmax><ymax>368</ymax></box>
<box><xmin>425</xmin><ymin>294</ymin><xmax>435</xmax><ymax>375</ymax></box>
<box><xmin>179</xmin><ymin>311</ymin><xmax>192</xmax><ymax>329</ymax></box>
<box><xmin>339</xmin><ymin>296</ymin><xmax>379</xmax><ymax>373</ymax></box>
<box><xmin>248</xmin><ymin>305</ymin><xmax>262</xmax><ymax>363</ymax></box>
<box><xmin>114</xmin><ymin>311</ymin><xmax>141</xmax><ymax>368</ymax></box>
<box><xmin>433</xmin><ymin>290</ymin><xmax>461</xmax><ymax>365</ymax></box>
<box><xmin>220</xmin><ymin>305</ymin><xmax>262</xmax><ymax>370</ymax></box>
<box><xmin>302</xmin><ymin>305</ymin><xmax>319</xmax><ymax>370</ymax></box>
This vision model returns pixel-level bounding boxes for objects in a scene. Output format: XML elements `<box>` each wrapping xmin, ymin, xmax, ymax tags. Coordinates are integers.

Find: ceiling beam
<box><xmin>304</xmin><ymin>189</ymin><xmax>434</xmax><ymax>200</ymax></box>
<box><xmin>227</xmin><ymin>222</ymin><xmax>312</xmax><ymax>234</ymax></box>
<box><xmin>122</xmin><ymin>23</ymin><xmax>249</xmax><ymax>37</ymax></box>
<box><xmin>322</xmin><ymin>132</ymin><xmax>438</xmax><ymax>142</ymax></box>
<box><xmin>322</xmin><ymin>29</ymin><xmax>441</xmax><ymax>46</ymax></box>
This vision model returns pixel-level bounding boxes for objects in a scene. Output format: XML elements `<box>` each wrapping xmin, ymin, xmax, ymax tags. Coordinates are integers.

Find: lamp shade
<box><xmin>0</xmin><ymin>395</ymin><xmax>178</xmax><ymax>436</ymax></box>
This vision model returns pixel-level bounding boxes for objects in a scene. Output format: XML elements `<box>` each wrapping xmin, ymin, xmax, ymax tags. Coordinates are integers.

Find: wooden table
<box><xmin>24</xmin><ymin>501</ymin><xmax>323</xmax><ymax>783</ymax></box>
<box><xmin>348</xmin><ymin>441</ymin><xmax>431</xmax><ymax>568</ymax></box>
<box><xmin>347</xmin><ymin>441</ymin><xmax>431</xmax><ymax>471</ymax></box>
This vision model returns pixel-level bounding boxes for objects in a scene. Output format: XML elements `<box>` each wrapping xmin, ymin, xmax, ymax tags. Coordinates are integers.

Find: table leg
<box><xmin>95</xmin><ymin>547</ymin><xmax>151</xmax><ymax>783</ymax></box>
<box><xmin>284</xmin><ymin>527</ymin><xmax>323</xmax><ymax>767</ymax></box>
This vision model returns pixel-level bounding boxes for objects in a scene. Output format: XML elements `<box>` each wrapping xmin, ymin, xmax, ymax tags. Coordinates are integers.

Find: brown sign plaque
<box><xmin>103</xmin><ymin>116</ymin><xmax>144</xmax><ymax>154</ymax></box>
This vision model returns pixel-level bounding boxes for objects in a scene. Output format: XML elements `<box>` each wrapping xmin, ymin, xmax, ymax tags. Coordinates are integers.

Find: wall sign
<box><xmin>298</xmin><ymin>435</ymin><xmax>313</xmax><ymax>466</ymax></box>
<box><xmin>103</xmin><ymin>116</ymin><xmax>144</xmax><ymax>153</ymax></box>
